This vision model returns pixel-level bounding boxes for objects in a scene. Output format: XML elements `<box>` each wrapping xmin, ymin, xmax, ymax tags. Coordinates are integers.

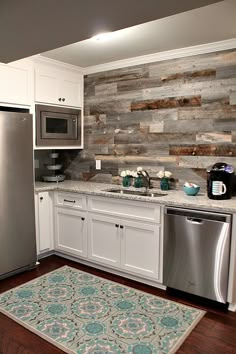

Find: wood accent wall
<box><xmin>62</xmin><ymin>49</ymin><xmax>236</xmax><ymax>190</ymax></box>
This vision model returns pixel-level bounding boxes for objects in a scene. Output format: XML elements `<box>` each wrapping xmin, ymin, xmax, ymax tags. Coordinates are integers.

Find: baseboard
<box><xmin>228</xmin><ymin>303</ymin><xmax>236</xmax><ymax>312</ymax></box>
<box><xmin>37</xmin><ymin>250</ymin><xmax>55</xmax><ymax>260</ymax></box>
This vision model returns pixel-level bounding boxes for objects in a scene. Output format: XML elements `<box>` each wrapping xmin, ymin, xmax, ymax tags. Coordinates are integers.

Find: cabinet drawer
<box><xmin>88</xmin><ymin>196</ymin><xmax>161</xmax><ymax>223</ymax></box>
<box><xmin>55</xmin><ymin>192</ymin><xmax>86</xmax><ymax>210</ymax></box>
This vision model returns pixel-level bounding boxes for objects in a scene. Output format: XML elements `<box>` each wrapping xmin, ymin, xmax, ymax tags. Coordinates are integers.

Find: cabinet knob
<box><xmin>115</xmin><ymin>224</ymin><xmax>119</xmax><ymax>228</ymax></box>
<box><xmin>62</xmin><ymin>98</ymin><xmax>65</xmax><ymax>102</ymax></box>
<box><xmin>81</xmin><ymin>217</ymin><xmax>85</xmax><ymax>221</ymax></box>
<box><xmin>120</xmin><ymin>225</ymin><xmax>124</xmax><ymax>229</ymax></box>
<box><xmin>40</xmin><ymin>197</ymin><xmax>43</xmax><ymax>201</ymax></box>
<box><xmin>58</xmin><ymin>98</ymin><xmax>62</xmax><ymax>101</ymax></box>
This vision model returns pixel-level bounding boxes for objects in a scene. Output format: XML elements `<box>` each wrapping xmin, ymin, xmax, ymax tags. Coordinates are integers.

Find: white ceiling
<box><xmin>41</xmin><ymin>0</ymin><xmax>236</xmax><ymax>68</ymax></box>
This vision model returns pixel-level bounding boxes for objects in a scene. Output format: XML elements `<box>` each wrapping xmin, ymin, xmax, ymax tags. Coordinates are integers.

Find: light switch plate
<box><xmin>96</xmin><ymin>159</ymin><xmax>101</xmax><ymax>170</ymax></box>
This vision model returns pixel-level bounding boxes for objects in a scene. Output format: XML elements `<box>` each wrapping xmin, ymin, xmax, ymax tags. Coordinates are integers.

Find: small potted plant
<box><xmin>120</xmin><ymin>170</ymin><xmax>136</xmax><ymax>187</ymax></box>
<box><xmin>156</xmin><ymin>170</ymin><xmax>172</xmax><ymax>190</ymax></box>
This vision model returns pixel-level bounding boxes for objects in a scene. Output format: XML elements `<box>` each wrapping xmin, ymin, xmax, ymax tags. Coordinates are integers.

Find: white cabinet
<box><xmin>121</xmin><ymin>219</ymin><xmax>161</xmax><ymax>280</ymax></box>
<box><xmin>54</xmin><ymin>192</ymin><xmax>87</xmax><ymax>258</ymax></box>
<box><xmin>34</xmin><ymin>62</ymin><xmax>83</xmax><ymax>107</ymax></box>
<box><xmin>54</xmin><ymin>207</ymin><xmax>87</xmax><ymax>258</ymax></box>
<box><xmin>35</xmin><ymin>191</ymin><xmax>54</xmax><ymax>255</ymax></box>
<box><xmin>0</xmin><ymin>59</ymin><xmax>32</xmax><ymax>105</ymax></box>
<box><xmin>88</xmin><ymin>214</ymin><xmax>120</xmax><ymax>267</ymax></box>
<box><xmin>88</xmin><ymin>196</ymin><xmax>163</xmax><ymax>282</ymax></box>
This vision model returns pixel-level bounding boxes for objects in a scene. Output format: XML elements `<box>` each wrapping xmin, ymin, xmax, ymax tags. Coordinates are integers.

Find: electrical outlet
<box><xmin>96</xmin><ymin>159</ymin><xmax>101</xmax><ymax>170</ymax></box>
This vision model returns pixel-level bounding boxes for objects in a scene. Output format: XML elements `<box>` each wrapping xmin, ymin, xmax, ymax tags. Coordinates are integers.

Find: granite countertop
<box><xmin>35</xmin><ymin>180</ymin><xmax>236</xmax><ymax>213</ymax></box>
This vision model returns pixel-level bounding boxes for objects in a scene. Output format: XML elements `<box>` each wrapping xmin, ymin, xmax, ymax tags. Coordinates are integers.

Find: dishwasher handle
<box><xmin>186</xmin><ymin>217</ymin><xmax>204</xmax><ymax>224</ymax></box>
<box><xmin>165</xmin><ymin>207</ymin><xmax>231</xmax><ymax>223</ymax></box>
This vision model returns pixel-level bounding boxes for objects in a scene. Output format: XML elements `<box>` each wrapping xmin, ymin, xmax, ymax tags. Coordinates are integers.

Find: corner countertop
<box><xmin>35</xmin><ymin>180</ymin><xmax>236</xmax><ymax>213</ymax></box>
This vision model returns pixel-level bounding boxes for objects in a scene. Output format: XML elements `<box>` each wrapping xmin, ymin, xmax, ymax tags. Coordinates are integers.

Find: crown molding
<box><xmin>34</xmin><ymin>54</ymin><xmax>84</xmax><ymax>73</ymax></box>
<box><xmin>83</xmin><ymin>38</ymin><xmax>236</xmax><ymax>75</ymax></box>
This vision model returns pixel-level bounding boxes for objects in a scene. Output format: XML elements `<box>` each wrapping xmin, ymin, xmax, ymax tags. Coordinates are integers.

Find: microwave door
<box><xmin>41</xmin><ymin>112</ymin><xmax>78</xmax><ymax>140</ymax></box>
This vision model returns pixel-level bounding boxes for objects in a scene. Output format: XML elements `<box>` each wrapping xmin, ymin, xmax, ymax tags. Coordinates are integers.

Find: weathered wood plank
<box><xmin>108</xmin><ymin>143</ymin><xmax>169</xmax><ymax>156</ymax></box>
<box><xmin>178</xmin><ymin>156</ymin><xmax>236</xmax><ymax>169</ymax></box>
<box><xmin>216</xmin><ymin>65</ymin><xmax>236</xmax><ymax>80</ymax></box>
<box><xmin>95</xmin><ymin>83</ymin><xmax>117</xmax><ymax>97</ymax></box>
<box><xmin>85</xmin><ymin>66</ymin><xmax>149</xmax><ymax>85</ymax></box>
<box><xmin>196</xmin><ymin>132</ymin><xmax>232</xmax><ymax>143</ymax></box>
<box><xmin>89</xmin><ymin>100</ymin><xmax>131</xmax><ymax>115</ymax></box>
<box><xmin>160</xmin><ymin>69</ymin><xmax>215</xmax><ymax>83</ymax></box>
<box><xmin>164</xmin><ymin>119</ymin><xmax>214</xmax><ymax>133</ymax></box>
<box><xmin>169</xmin><ymin>144</ymin><xmax>236</xmax><ymax>156</ymax></box>
<box><xmin>230</xmin><ymin>92</ymin><xmax>236</xmax><ymax>105</ymax></box>
<box><xmin>178</xmin><ymin>105</ymin><xmax>236</xmax><ymax>120</ymax></box>
<box><xmin>140</xmin><ymin>121</ymin><xmax>164</xmax><ymax>133</ymax></box>
<box><xmin>117</xmin><ymin>77</ymin><xmax>162</xmax><ymax>92</ymax></box>
<box><xmin>114</xmin><ymin>132</ymin><xmax>196</xmax><ymax>145</ymax></box>
<box><xmin>131</xmin><ymin>96</ymin><xmax>201</xmax><ymax>111</ymax></box>
<box><xmin>232</xmin><ymin>132</ymin><xmax>236</xmax><ymax>143</ymax></box>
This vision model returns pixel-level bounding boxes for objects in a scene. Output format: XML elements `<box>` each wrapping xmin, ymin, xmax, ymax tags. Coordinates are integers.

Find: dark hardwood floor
<box><xmin>0</xmin><ymin>255</ymin><xmax>236</xmax><ymax>354</ymax></box>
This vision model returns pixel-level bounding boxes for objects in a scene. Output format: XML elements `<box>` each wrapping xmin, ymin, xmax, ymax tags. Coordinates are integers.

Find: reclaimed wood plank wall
<box><xmin>62</xmin><ymin>49</ymin><xmax>236</xmax><ymax>190</ymax></box>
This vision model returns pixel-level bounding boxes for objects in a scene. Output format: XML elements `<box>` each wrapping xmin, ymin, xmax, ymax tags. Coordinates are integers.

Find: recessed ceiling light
<box><xmin>92</xmin><ymin>32</ymin><xmax>114</xmax><ymax>41</ymax></box>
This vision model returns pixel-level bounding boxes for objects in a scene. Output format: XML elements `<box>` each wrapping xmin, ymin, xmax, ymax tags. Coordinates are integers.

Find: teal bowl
<box><xmin>183</xmin><ymin>185</ymin><xmax>200</xmax><ymax>196</ymax></box>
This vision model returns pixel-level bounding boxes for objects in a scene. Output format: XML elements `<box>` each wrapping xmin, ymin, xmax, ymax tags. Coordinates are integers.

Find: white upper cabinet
<box><xmin>0</xmin><ymin>59</ymin><xmax>32</xmax><ymax>106</ymax></box>
<box><xmin>34</xmin><ymin>61</ymin><xmax>83</xmax><ymax>107</ymax></box>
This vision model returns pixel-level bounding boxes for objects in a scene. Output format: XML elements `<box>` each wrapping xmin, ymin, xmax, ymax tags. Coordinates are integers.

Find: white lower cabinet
<box><xmin>88</xmin><ymin>212</ymin><xmax>162</xmax><ymax>282</ymax></box>
<box><xmin>54</xmin><ymin>207</ymin><xmax>87</xmax><ymax>258</ymax></box>
<box><xmin>121</xmin><ymin>219</ymin><xmax>161</xmax><ymax>281</ymax></box>
<box><xmin>35</xmin><ymin>191</ymin><xmax>54</xmax><ymax>255</ymax></box>
<box><xmin>36</xmin><ymin>191</ymin><xmax>163</xmax><ymax>284</ymax></box>
<box><xmin>88</xmin><ymin>214</ymin><xmax>120</xmax><ymax>267</ymax></box>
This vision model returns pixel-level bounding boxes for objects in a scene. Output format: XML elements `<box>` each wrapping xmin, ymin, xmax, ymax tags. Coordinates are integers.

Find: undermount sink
<box><xmin>103</xmin><ymin>189</ymin><xmax>168</xmax><ymax>197</ymax></box>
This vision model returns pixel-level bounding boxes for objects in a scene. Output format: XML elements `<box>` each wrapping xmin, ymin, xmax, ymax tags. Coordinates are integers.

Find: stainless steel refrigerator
<box><xmin>0</xmin><ymin>109</ymin><xmax>36</xmax><ymax>279</ymax></box>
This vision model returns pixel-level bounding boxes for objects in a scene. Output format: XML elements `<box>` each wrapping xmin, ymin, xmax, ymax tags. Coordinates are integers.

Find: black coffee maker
<box><xmin>207</xmin><ymin>162</ymin><xmax>234</xmax><ymax>200</ymax></box>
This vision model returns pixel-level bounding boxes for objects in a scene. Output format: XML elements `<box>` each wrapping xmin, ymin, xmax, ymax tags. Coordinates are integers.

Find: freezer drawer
<box><xmin>163</xmin><ymin>207</ymin><xmax>231</xmax><ymax>303</ymax></box>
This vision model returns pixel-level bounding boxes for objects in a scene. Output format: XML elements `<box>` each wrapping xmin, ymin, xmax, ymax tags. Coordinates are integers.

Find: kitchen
<box><xmin>1</xmin><ymin>1</ymin><xmax>236</xmax><ymax>353</ymax></box>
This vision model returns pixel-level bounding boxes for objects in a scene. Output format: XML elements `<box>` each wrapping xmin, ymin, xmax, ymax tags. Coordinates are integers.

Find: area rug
<box><xmin>0</xmin><ymin>266</ymin><xmax>205</xmax><ymax>353</ymax></box>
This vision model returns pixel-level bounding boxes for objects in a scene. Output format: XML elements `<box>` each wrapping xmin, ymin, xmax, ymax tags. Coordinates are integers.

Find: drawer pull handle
<box><xmin>115</xmin><ymin>224</ymin><xmax>119</xmax><ymax>228</ymax></box>
<box><xmin>64</xmin><ymin>199</ymin><xmax>75</xmax><ymax>203</ymax></box>
<box><xmin>40</xmin><ymin>197</ymin><xmax>43</xmax><ymax>201</ymax></box>
<box><xmin>81</xmin><ymin>217</ymin><xmax>85</xmax><ymax>221</ymax></box>
<box><xmin>120</xmin><ymin>225</ymin><xmax>124</xmax><ymax>229</ymax></box>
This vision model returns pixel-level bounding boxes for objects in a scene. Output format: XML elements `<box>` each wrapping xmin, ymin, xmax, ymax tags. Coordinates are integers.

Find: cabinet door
<box><xmin>35</xmin><ymin>63</ymin><xmax>82</xmax><ymax>107</ymax></box>
<box><xmin>35</xmin><ymin>192</ymin><xmax>54</xmax><ymax>254</ymax></box>
<box><xmin>59</xmin><ymin>72</ymin><xmax>82</xmax><ymax>107</ymax></box>
<box><xmin>0</xmin><ymin>60</ymin><xmax>31</xmax><ymax>105</ymax></box>
<box><xmin>88</xmin><ymin>214</ymin><xmax>120</xmax><ymax>268</ymax></box>
<box><xmin>54</xmin><ymin>207</ymin><xmax>87</xmax><ymax>258</ymax></box>
<box><xmin>35</xmin><ymin>67</ymin><xmax>60</xmax><ymax>105</ymax></box>
<box><xmin>121</xmin><ymin>219</ymin><xmax>161</xmax><ymax>281</ymax></box>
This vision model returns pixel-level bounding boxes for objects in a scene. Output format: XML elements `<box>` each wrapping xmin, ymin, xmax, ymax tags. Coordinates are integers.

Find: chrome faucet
<box><xmin>138</xmin><ymin>170</ymin><xmax>152</xmax><ymax>190</ymax></box>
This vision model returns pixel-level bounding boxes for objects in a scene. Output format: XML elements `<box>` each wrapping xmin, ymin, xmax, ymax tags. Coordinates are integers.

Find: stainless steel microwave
<box><xmin>36</xmin><ymin>104</ymin><xmax>82</xmax><ymax>147</ymax></box>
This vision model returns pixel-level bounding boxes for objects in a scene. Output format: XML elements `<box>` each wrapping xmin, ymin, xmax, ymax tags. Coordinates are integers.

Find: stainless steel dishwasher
<box><xmin>163</xmin><ymin>207</ymin><xmax>231</xmax><ymax>303</ymax></box>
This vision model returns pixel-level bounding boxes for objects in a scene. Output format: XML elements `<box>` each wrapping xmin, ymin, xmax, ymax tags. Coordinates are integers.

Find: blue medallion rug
<box><xmin>0</xmin><ymin>266</ymin><xmax>205</xmax><ymax>353</ymax></box>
